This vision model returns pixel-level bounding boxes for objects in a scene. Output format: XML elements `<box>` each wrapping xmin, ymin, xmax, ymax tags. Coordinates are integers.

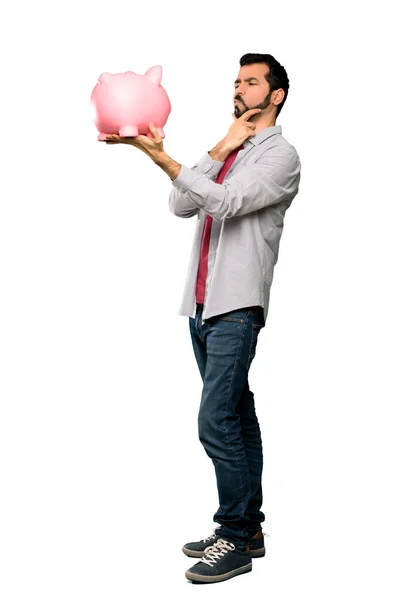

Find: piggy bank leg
<box><xmin>119</xmin><ymin>125</ymin><xmax>139</xmax><ymax>137</ymax></box>
<box><xmin>98</xmin><ymin>132</ymin><xmax>109</xmax><ymax>141</ymax></box>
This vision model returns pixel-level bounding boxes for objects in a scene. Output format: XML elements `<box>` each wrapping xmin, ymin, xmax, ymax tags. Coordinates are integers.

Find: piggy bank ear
<box><xmin>144</xmin><ymin>65</ymin><xmax>162</xmax><ymax>86</ymax></box>
<box><xmin>98</xmin><ymin>72</ymin><xmax>112</xmax><ymax>83</ymax></box>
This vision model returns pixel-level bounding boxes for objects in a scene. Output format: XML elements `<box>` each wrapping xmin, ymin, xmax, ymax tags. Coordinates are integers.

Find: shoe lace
<box><xmin>200</xmin><ymin>538</ymin><xmax>236</xmax><ymax>567</ymax></box>
<box><xmin>201</xmin><ymin>527</ymin><xmax>221</xmax><ymax>553</ymax></box>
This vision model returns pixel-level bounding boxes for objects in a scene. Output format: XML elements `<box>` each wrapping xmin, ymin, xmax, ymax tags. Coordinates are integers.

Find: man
<box><xmin>104</xmin><ymin>52</ymin><xmax>301</xmax><ymax>584</ymax></box>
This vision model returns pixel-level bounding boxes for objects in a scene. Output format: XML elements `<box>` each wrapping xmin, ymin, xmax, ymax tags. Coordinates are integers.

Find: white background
<box><xmin>1</xmin><ymin>1</ymin><xmax>399</xmax><ymax>598</ymax></box>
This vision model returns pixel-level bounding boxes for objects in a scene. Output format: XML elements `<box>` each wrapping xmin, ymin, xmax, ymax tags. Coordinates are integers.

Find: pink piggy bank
<box><xmin>90</xmin><ymin>65</ymin><xmax>171</xmax><ymax>141</ymax></box>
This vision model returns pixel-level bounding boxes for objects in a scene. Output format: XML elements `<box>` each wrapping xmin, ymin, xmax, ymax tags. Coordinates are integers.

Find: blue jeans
<box><xmin>189</xmin><ymin>303</ymin><xmax>266</xmax><ymax>551</ymax></box>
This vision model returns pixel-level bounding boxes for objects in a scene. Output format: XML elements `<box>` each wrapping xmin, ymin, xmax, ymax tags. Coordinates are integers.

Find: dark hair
<box><xmin>239</xmin><ymin>53</ymin><xmax>289</xmax><ymax>117</ymax></box>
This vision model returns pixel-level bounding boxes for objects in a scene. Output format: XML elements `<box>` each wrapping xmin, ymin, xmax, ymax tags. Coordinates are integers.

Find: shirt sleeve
<box><xmin>168</xmin><ymin>153</ymin><xmax>224</xmax><ymax>218</ymax></box>
<box><xmin>171</xmin><ymin>149</ymin><xmax>301</xmax><ymax>220</ymax></box>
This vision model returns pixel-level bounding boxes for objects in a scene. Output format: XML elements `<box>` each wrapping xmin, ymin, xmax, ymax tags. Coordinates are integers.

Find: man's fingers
<box><xmin>148</xmin><ymin>123</ymin><xmax>161</xmax><ymax>141</ymax></box>
<box><xmin>240</xmin><ymin>108</ymin><xmax>262</xmax><ymax>121</ymax></box>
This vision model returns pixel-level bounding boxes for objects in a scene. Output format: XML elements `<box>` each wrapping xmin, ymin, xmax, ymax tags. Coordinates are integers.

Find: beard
<box><xmin>234</xmin><ymin>90</ymin><xmax>273</xmax><ymax>118</ymax></box>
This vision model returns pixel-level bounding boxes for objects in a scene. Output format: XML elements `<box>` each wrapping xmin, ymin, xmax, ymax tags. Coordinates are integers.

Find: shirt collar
<box><xmin>243</xmin><ymin>124</ymin><xmax>282</xmax><ymax>147</ymax></box>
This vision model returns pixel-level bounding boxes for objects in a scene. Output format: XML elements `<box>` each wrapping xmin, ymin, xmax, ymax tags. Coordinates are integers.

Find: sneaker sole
<box><xmin>185</xmin><ymin>562</ymin><xmax>252</xmax><ymax>583</ymax></box>
<box><xmin>182</xmin><ymin>546</ymin><xmax>265</xmax><ymax>559</ymax></box>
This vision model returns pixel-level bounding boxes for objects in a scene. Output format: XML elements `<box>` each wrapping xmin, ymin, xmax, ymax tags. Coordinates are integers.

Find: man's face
<box><xmin>233</xmin><ymin>63</ymin><xmax>273</xmax><ymax>118</ymax></box>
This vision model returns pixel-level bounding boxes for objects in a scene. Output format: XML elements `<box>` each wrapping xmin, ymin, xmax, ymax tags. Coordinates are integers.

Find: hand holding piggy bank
<box><xmin>90</xmin><ymin>65</ymin><xmax>171</xmax><ymax>141</ymax></box>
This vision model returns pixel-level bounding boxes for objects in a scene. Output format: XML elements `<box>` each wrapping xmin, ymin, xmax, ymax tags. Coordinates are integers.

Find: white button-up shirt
<box><xmin>169</xmin><ymin>125</ymin><xmax>301</xmax><ymax>325</ymax></box>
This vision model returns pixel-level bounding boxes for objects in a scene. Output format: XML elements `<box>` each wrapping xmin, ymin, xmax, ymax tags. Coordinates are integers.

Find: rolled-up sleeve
<box><xmin>168</xmin><ymin>153</ymin><xmax>224</xmax><ymax>218</ymax></box>
<box><xmin>171</xmin><ymin>150</ymin><xmax>301</xmax><ymax>220</ymax></box>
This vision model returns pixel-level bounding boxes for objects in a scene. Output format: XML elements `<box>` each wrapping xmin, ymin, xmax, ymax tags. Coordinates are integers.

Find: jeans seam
<box><xmin>221</xmin><ymin>313</ymin><xmax>250</xmax><ymax>515</ymax></box>
<box><xmin>246</xmin><ymin>323</ymin><xmax>262</xmax><ymax>370</ymax></box>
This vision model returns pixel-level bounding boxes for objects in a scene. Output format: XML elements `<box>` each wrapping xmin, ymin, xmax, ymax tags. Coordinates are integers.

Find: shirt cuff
<box><xmin>172</xmin><ymin>152</ymin><xmax>224</xmax><ymax>194</ymax></box>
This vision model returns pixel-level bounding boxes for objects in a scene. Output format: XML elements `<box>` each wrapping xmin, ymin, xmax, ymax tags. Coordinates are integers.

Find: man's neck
<box><xmin>254</xmin><ymin>118</ymin><xmax>277</xmax><ymax>134</ymax></box>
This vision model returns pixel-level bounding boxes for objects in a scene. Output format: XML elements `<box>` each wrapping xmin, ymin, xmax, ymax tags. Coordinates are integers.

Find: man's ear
<box><xmin>274</xmin><ymin>89</ymin><xmax>285</xmax><ymax>106</ymax></box>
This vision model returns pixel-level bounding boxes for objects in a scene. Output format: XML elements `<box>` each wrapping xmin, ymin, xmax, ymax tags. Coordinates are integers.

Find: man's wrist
<box><xmin>152</xmin><ymin>150</ymin><xmax>182</xmax><ymax>180</ymax></box>
<box><xmin>208</xmin><ymin>139</ymin><xmax>232</xmax><ymax>162</ymax></box>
